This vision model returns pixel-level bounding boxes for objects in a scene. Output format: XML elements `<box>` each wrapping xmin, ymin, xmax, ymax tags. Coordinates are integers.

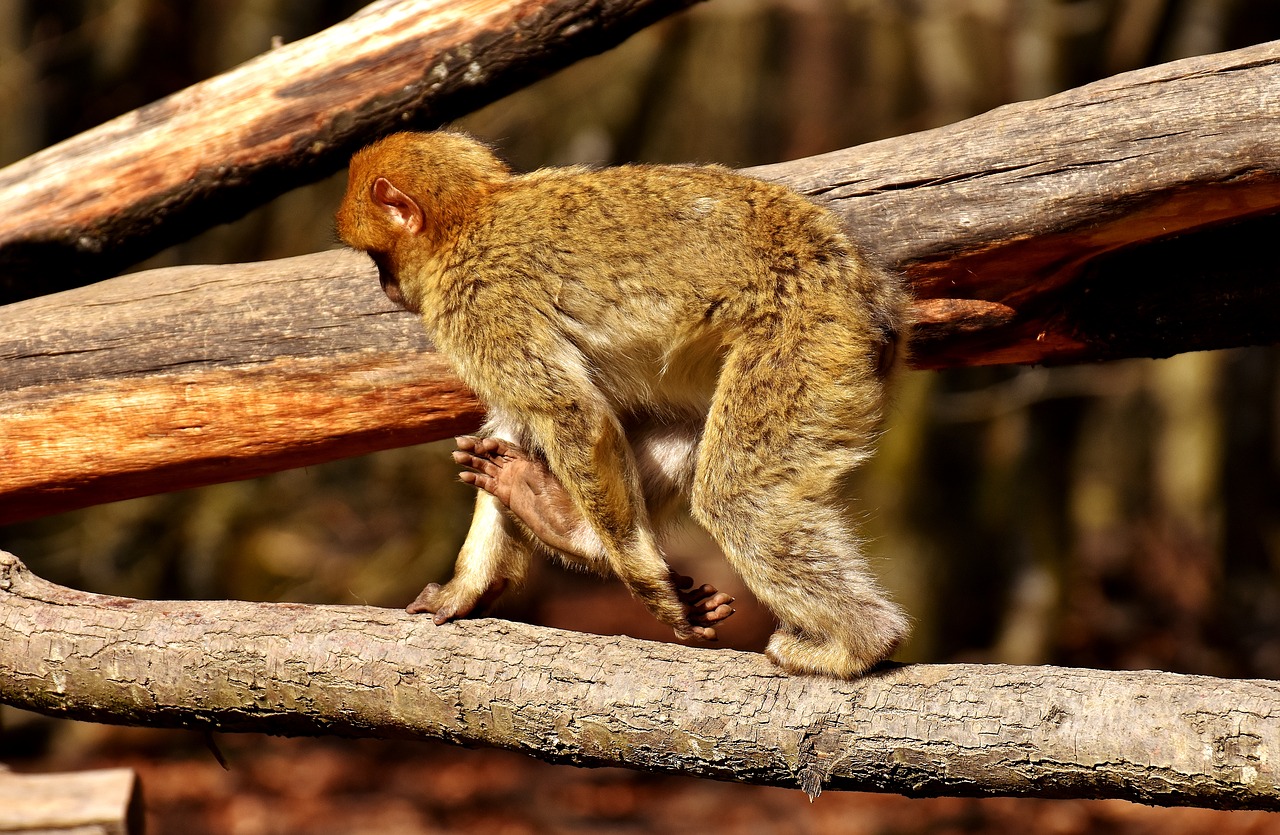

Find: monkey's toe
<box><xmin>407</xmin><ymin>578</ymin><xmax>510</xmax><ymax>625</ymax></box>
<box><xmin>406</xmin><ymin>583</ymin><xmax>449</xmax><ymax>619</ymax></box>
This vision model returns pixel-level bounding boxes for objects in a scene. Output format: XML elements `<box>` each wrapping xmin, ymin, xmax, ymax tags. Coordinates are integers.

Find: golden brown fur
<box><xmin>337</xmin><ymin>130</ymin><xmax>909</xmax><ymax>677</ymax></box>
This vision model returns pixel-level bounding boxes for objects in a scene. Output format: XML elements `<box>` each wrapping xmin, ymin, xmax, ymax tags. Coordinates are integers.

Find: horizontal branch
<box><xmin>2</xmin><ymin>43</ymin><xmax>1278</xmax><ymax>522</ymax></box>
<box><xmin>0</xmin><ymin>0</ymin><xmax>704</xmax><ymax>303</ymax></box>
<box><xmin>1</xmin><ymin>549</ymin><xmax>1276</xmax><ymax>809</ymax></box>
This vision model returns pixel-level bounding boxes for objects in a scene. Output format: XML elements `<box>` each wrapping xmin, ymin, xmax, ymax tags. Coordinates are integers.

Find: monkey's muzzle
<box><xmin>371</xmin><ymin>253</ymin><xmax>417</xmax><ymax>313</ymax></box>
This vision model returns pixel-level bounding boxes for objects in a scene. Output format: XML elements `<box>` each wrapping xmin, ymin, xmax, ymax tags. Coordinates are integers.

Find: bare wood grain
<box><xmin>2</xmin><ymin>548</ymin><xmax>1276</xmax><ymax>809</ymax></box>
<box><xmin>0</xmin><ymin>251</ymin><xmax>482</xmax><ymax>524</ymax></box>
<box><xmin>0</xmin><ymin>0</ymin><xmax>705</xmax><ymax>303</ymax></box>
<box><xmin>0</xmin><ymin>767</ymin><xmax>141</xmax><ymax>835</ymax></box>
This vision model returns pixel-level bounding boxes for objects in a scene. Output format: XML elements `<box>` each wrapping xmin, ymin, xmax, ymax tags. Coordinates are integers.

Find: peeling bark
<box><xmin>754</xmin><ymin>40</ymin><xmax>1280</xmax><ymax>368</ymax></box>
<box><xmin>1</xmin><ymin>550</ymin><xmax>1276</xmax><ymax>808</ymax></box>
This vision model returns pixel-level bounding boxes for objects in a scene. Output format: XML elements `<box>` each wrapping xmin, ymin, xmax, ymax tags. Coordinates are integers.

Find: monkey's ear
<box><xmin>371</xmin><ymin>177</ymin><xmax>424</xmax><ymax>235</ymax></box>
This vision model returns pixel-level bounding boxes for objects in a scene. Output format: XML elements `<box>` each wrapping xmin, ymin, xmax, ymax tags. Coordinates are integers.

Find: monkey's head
<box><xmin>337</xmin><ymin>131</ymin><xmax>511</xmax><ymax>313</ymax></box>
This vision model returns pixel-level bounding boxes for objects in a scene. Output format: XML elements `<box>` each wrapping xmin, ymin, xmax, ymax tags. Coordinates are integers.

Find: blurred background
<box><xmin>2</xmin><ymin>0</ymin><xmax>1280</xmax><ymax>832</ymax></box>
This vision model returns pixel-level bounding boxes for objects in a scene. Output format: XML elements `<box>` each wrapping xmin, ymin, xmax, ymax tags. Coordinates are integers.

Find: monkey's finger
<box><xmin>689</xmin><ymin>624</ymin><xmax>719</xmax><ymax>642</ymax></box>
<box><xmin>455</xmin><ymin>436</ymin><xmax>506</xmax><ymax>461</ymax></box>
<box><xmin>689</xmin><ymin>600</ymin><xmax>735</xmax><ymax>625</ymax></box>
<box><xmin>458</xmin><ymin>471</ymin><xmax>499</xmax><ymax>496</ymax></box>
<box><xmin>452</xmin><ymin>449</ymin><xmax>505</xmax><ymax>478</ymax></box>
<box><xmin>459</xmin><ymin>435</ymin><xmax>527</xmax><ymax>459</ymax></box>
<box><xmin>703</xmin><ymin>603</ymin><xmax>735</xmax><ymax>623</ymax></box>
<box><xmin>407</xmin><ymin>583</ymin><xmax>462</xmax><ymax>624</ymax></box>
<box><xmin>691</xmin><ymin>592</ymin><xmax>735</xmax><ymax>613</ymax></box>
<box><xmin>673</xmin><ymin>577</ymin><xmax>714</xmax><ymax>602</ymax></box>
<box><xmin>679</xmin><ymin>583</ymin><xmax>731</xmax><ymax>607</ymax></box>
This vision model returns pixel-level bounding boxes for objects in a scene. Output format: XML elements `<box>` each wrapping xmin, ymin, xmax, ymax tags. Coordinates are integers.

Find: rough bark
<box><xmin>0</xmin><ymin>0</ymin><xmax>706</xmax><ymax>303</ymax></box>
<box><xmin>2</xmin><ymin>43</ymin><xmax>1278</xmax><ymax>523</ymax></box>
<box><xmin>1</xmin><ymin>549</ymin><xmax>1276</xmax><ymax>809</ymax></box>
<box><xmin>0</xmin><ymin>767</ymin><xmax>141</xmax><ymax>835</ymax></box>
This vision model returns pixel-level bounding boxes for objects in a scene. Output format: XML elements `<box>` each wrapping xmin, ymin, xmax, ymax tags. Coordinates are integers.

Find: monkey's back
<box><xmin>449</xmin><ymin>163</ymin><xmax>904</xmax><ymax>414</ymax></box>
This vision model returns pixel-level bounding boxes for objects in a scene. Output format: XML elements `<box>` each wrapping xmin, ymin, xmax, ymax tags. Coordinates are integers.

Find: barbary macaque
<box><xmin>336</xmin><ymin>131</ymin><xmax>909</xmax><ymax>677</ymax></box>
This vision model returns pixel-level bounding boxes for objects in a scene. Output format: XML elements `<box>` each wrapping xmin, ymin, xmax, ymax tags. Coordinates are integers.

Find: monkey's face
<box><xmin>371</xmin><ymin>252</ymin><xmax>417</xmax><ymax>313</ymax></box>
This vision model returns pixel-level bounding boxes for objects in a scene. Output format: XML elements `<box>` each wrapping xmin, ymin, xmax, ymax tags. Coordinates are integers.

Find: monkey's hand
<box><xmin>454</xmin><ymin>435</ymin><xmax>589</xmax><ymax>559</ymax></box>
<box><xmin>407</xmin><ymin>577</ymin><xmax>508</xmax><ymax>625</ymax></box>
<box><xmin>671</xmin><ymin>571</ymin><xmax>735</xmax><ymax>641</ymax></box>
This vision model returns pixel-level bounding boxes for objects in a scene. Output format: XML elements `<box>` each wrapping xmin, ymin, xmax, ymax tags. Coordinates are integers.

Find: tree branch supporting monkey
<box><xmin>1</xmin><ymin>549</ymin><xmax>1277</xmax><ymax>808</ymax></box>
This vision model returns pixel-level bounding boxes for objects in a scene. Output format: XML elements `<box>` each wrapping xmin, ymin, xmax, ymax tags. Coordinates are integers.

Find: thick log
<box><xmin>0</xmin><ymin>250</ymin><xmax>482</xmax><ymax>524</ymax></box>
<box><xmin>754</xmin><ymin>39</ymin><xmax>1280</xmax><ymax>368</ymax></box>
<box><xmin>2</xmin><ymin>43</ymin><xmax>1278</xmax><ymax>523</ymax></box>
<box><xmin>1</xmin><ymin>548</ymin><xmax>1276</xmax><ymax>809</ymax></box>
<box><xmin>0</xmin><ymin>0</ymin><xmax>706</xmax><ymax>303</ymax></box>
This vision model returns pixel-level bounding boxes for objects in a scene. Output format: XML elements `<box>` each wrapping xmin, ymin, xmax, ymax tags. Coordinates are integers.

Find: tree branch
<box><xmin>0</xmin><ymin>0</ymin><xmax>706</xmax><ymax>303</ymax></box>
<box><xmin>0</xmin><ymin>767</ymin><xmax>141</xmax><ymax>835</ymax></box>
<box><xmin>2</xmin><ymin>43</ymin><xmax>1278</xmax><ymax>523</ymax></box>
<box><xmin>1</xmin><ymin>549</ymin><xmax>1276</xmax><ymax>808</ymax></box>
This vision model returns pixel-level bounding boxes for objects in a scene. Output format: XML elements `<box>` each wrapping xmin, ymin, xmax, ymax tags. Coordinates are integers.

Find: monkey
<box><xmin>336</xmin><ymin>130</ymin><xmax>909</xmax><ymax>678</ymax></box>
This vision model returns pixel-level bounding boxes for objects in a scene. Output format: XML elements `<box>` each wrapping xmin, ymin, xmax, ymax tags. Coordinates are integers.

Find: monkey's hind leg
<box><xmin>452</xmin><ymin>434</ymin><xmax>735</xmax><ymax>637</ymax></box>
<box><xmin>407</xmin><ymin>490</ymin><xmax>529</xmax><ymax>624</ymax></box>
<box><xmin>690</xmin><ymin>335</ymin><xmax>908</xmax><ymax>678</ymax></box>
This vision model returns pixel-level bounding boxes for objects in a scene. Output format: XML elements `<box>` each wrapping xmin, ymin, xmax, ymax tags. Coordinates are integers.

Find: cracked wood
<box><xmin>1</xmin><ymin>549</ymin><xmax>1277</xmax><ymax>808</ymax></box>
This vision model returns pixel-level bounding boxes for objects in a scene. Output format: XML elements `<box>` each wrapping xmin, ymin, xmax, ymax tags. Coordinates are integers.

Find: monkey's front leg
<box><xmin>453</xmin><ymin>435</ymin><xmax>735</xmax><ymax>638</ymax></box>
<box><xmin>407</xmin><ymin>490</ymin><xmax>528</xmax><ymax>623</ymax></box>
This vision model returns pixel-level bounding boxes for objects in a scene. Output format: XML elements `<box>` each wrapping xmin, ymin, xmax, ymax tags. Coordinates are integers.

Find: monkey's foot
<box><xmin>407</xmin><ymin>577</ymin><xmax>508</xmax><ymax>625</ymax></box>
<box><xmin>765</xmin><ymin>599</ymin><xmax>908</xmax><ymax>678</ymax></box>
<box><xmin>455</xmin><ymin>436</ymin><xmax>736</xmax><ymax>639</ymax></box>
<box><xmin>671</xmin><ymin>571</ymin><xmax>735</xmax><ymax>641</ymax></box>
<box><xmin>454</xmin><ymin>436</ymin><xmax>587</xmax><ymax>558</ymax></box>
